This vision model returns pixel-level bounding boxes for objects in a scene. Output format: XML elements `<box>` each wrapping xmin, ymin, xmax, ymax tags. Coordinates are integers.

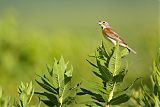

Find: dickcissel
<box><xmin>98</xmin><ymin>21</ymin><xmax>136</xmax><ymax>54</ymax></box>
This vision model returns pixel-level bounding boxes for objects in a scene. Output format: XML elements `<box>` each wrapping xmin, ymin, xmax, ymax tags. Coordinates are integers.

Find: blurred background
<box><xmin>0</xmin><ymin>0</ymin><xmax>159</xmax><ymax>98</ymax></box>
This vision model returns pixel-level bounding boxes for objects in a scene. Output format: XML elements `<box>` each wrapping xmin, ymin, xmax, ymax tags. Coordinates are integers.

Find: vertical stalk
<box><xmin>106</xmin><ymin>66</ymin><xmax>117</xmax><ymax>107</ymax></box>
<box><xmin>105</xmin><ymin>83</ymin><xmax>116</xmax><ymax>107</ymax></box>
<box><xmin>59</xmin><ymin>96</ymin><xmax>63</xmax><ymax>107</ymax></box>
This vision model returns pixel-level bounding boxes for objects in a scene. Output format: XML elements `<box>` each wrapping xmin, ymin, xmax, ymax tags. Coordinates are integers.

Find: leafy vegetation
<box><xmin>0</xmin><ymin>87</ymin><xmax>11</xmax><ymax>107</ymax></box>
<box><xmin>131</xmin><ymin>48</ymin><xmax>160</xmax><ymax>107</ymax></box>
<box><xmin>35</xmin><ymin>57</ymin><xmax>81</xmax><ymax>107</ymax></box>
<box><xmin>78</xmin><ymin>42</ymin><xmax>139</xmax><ymax>107</ymax></box>
<box><xmin>15</xmin><ymin>81</ymin><xmax>40</xmax><ymax>107</ymax></box>
<box><xmin>0</xmin><ymin>41</ymin><xmax>159</xmax><ymax>107</ymax></box>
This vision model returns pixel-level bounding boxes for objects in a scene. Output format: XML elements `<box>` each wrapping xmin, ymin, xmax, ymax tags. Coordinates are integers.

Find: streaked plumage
<box><xmin>98</xmin><ymin>21</ymin><xmax>136</xmax><ymax>54</ymax></box>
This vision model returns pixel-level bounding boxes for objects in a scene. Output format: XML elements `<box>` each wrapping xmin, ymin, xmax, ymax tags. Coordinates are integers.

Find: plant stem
<box><xmin>105</xmin><ymin>83</ymin><xmax>116</xmax><ymax>107</ymax></box>
<box><xmin>59</xmin><ymin>96</ymin><xmax>63</xmax><ymax>107</ymax></box>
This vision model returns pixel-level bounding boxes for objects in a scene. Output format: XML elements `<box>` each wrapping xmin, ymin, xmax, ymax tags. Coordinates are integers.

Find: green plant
<box><xmin>132</xmin><ymin>48</ymin><xmax>160</xmax><ymax>107</ymax></box>
<box><xmin>78</xmin><ymin>42</ymin><xmax>139</xmax><ymax>107</ymax></box>
<box><xmin>35</xmin><ymin>57</ymin><xmax>80</xmax><ymax>107</ymax></box>
<box><xmin>15</xmin><ymin>81</ymin><xmax>39</xmax><ymax>107</ymax></box>
<box><xmin>0</xmin><ymin>87</ymin><xmax>11</xmax><ymax>107</ymax></box>
<box><xmin>0</xmin><ymin>41</ymin><xmax>159</xmax><ymax>107</ymax></box>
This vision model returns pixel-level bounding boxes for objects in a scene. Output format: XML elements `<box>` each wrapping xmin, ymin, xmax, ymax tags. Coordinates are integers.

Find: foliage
<box><xmin>131</xmin><ymin>48</ymin><xmax>160</xmax><ymax>107</ymax></box>
<box><xmin>0</xmin><ymin>87</ymin><xmax>11</xmax><ymax>107</ymax></box>
<box><xmin>35</xmin><ymin>57</ymin><xmax>81</xmax><ymax>107</ymax></box>
<box><xmin>15</xmin><ymin>81</ymin><xmax>40</xmax><ymax>107</ymax></box>
<box><xmin>0</xmin><ymin>41</ymin><xmax>159</xmax><ymax>107</ymax></box>
<box><xmin>0</xmin><ymin>81</ymin><xmax>39</xmax><ymax>107</ymax></box>
<box><xmin>78</xmin><ymin>42</ymin><xmax>138</xmax><ymax>107</ymax></box>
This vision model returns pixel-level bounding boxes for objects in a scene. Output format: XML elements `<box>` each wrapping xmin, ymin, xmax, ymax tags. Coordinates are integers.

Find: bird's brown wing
<box><xmin>102</xmin><ymin>28</ymin><xmax>127</xmax><ymax>45</ymax></box>
<box><xmin>102</xmin><ymin>28</ymin><xmax>136</xmax><ymax>54</ymax></box>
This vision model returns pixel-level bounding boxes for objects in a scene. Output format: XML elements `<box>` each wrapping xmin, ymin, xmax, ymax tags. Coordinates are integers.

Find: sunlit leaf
<box><xmin>36</xmin><ymin>92</ymin><xmax>59</xmax><ymax>105</ymax></box>
<box><xmin>108</xmin><ymin>44</ymin><xmax>121</xmax><ymax>75</ymax></box>
<box><xmin>96</xmin><ymin>58</ymin><xmax>112</xmax><ymax>82</ymax></box>
<box><xmin>46</xmin><ymin>65</ymin><xmax>53</xmax><ymax>77</ymax></box>
<box><xmin>78</xmin><ymin>88</ymin><xmax>105</xmax><ymax>102</ymax></box>
<box><xmin>41</xmin><ymin>100</ymin><xmax>55</xmax><ymax>107</ymax></box>
<box><xmin>112</xmin><ymin>63</ymin><xmax>129</xmax><ymax>83</ymax></box>
<box><xmin>86</xmin><ymin>101</ymin><xmax>104</xmax><ymax>107</ymax></box>
<box><xmin>63</xmin><ymin>97</ymin><xmax>76</xmax><ymax>105</ymax></box>
<box><xmin>86</xmin><ymin>59</ymin><xmax>98</xmax><ymax>68</ymax></box>
<box><xmin>16</xmin><ymin>81</ymin><xmax>35</xmax><ymax>107</ymax></box>
<box><xmin>121</xmin><ymin>48</ymin><xmax>129</xmax><ymax>58</ymax></box>
<box><xmin>35</xmin><ymin>80</ymin><xmax>57</xmax><ymax>94</ymax></box>
<box><xmin>108</xmin><ymin>94</ymin><xmax>130</xmax><ymax>105</ymax></box>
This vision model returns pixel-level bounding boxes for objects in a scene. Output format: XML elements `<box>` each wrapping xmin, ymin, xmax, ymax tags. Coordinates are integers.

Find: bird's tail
<box><xmin>126</xmin><ymin>46</ymin><xmax>136</xmax><ymax>54</ymax></box>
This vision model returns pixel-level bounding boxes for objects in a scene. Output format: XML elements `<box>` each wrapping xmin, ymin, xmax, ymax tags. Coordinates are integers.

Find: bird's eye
<box><xmin>103</xmin><ymin>21</ymin><xmax>105</xmax><ymax>23</ymax></box>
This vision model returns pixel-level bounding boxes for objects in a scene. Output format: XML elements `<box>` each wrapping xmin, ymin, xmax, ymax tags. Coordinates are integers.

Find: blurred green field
<box><xmin>0</xmin><ymin>0</ymin><xmax>159</xmax><ymax>98</ymax></box>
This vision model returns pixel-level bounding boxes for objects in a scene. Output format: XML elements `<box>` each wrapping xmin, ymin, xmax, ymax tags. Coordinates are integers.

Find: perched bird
<box><xmin>98</xmin><ymin>21</ymin><xmax>136</xmax><ymax>54</ymax></box>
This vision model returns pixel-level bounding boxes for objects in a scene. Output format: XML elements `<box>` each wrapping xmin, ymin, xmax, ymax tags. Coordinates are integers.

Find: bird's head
<box><xmin>98</xmin><ymin>21</ymin><xmax>110</xmax><ymax>29</ymax></box>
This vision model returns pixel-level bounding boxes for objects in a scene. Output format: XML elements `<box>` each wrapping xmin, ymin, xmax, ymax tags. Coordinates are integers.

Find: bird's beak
<box><xmin>98</xmin><ymin>21</ymin><xmax>102</xmax><ymax>25</ymax></box>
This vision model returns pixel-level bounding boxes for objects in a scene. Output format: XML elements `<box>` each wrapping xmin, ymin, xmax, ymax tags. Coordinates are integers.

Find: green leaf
<box><xmin>119</xmin><ymin>77</ymin><xmax>141</xmax><ymax>93</ymax></box>
<box><xmin>85</xmin><ymin>101</ymin><xmax>104</xmax><ymax>107</ymax></box>
<box><xmin>152</xmin><ymin>48</ymin><xmax>160</xmax><ymax>99</ymax></box>
<box><xmin>58</xmin><ymin>56</ymin><xmax>68</xmax><ymax>80</ymax></box>
<box><xmin>27</xmin><ymin>81</ymin><xmax>33</xmax><ymax>95</ymax></box>
<box><xmin>153</xmin><ymin>61</ymin><xmax>160</xmax><ymax>87</ymax></box>
<box><xmin>82</xmin><ymin>80</ymin><xmax>107</xmax><ymax>95</ymax></box>
<box><xmin>108</xmin><ymin>44</ymin><xmax>121</xmax><ymax>75</ymax></box>
<box><xmin>97</xmin><ymin>41</ymin><xmax>109</xmax><ymax>59</ymax></box>
<box><xmin>64</xmin><ymin>65</ymin><xmax>73</xmax><ymax>78</ymax></box>
<box><xmin>92</xmin><ymin>71</ymin><xmax>103</xmax><ymax>80</ymax></box>
<box><xmin>63</xmin><ymin>97</ymin><xmax>76</xmax><ymax>105</ymax></box>
<box><xmin>36</xmin><ymin>92</ymin><xmax>59</xmax><ymax>105</ymax></box>
<box><xmin>154</xmin><ymin>83</ymin><xmax>160</xmax><ymax>98</ymax></box>
<box><xmin>69</xmin><ymin>82</ymin><xmax>81</xmax><ymax>93</ymax></box>
<box><xmin>59</xmin><ymin>78</ymin><xmax>71</xmax><ymax>99</ymax></box>
<box><xmin>51</xmin><ymin>74</ymin><xmax>59</xmax><ymax>88</ymax></box>
<box><xmin>96</xmin><ymin>58</ymin><xmax>112</xmax><ymax>82</ymax></box>
<box><xmin>141</xmin><ymin>81</ymin><xmax>155</xmax><ymax>106</ymax></box>
<box><xmin>154</xmin><ymin>95</ymin><xmax>160</xmax><ymax>107</ymax></box>
<box><xmin>59</xmin><ymin>66</ymin><xmax>73</xmax><ymax>99</ymax></box>
<box><xmin>108</xmin><ymin>94</ymin><xmax>130</xmax><ymax>105</ymax></box>
<box><xmin>112</xmin><ymin>64</ymin><xmax>128</xmax><ymax>83</ymax></box>
<box><xmin>41</xmin><ymin>100</ymin><xmax>55</xmax><ymax>107</ymax></box>
<box><xmin>40</xmin><ymin>76</ymin><xmax>58</xmax><ymax>93</ymax></box>
<box><xmin>86</xmin><ymin>59</ymin><xmax>98</xmax><ymax>68</ymax></box>
<box><xmin>35</xmin><ymin>80</ymin><xmax>57</xmax><ymax>94</ymax></box>
<box><xmin>121</xmin><ymin>48</ymin><xmax>129</xmax><ymax>58</ymax></box>
<box><xmin>78</xmin><ymin>88</ymin><xmax>105</xmax><ymax>102</ymax></box>
<box><xmin>53</xmin><ymin>57</ymin><xmax>69</xmax><ymax>95</ymax></box>
<box><xmin>46</xmin><ymin>65</ymin><xmax>53</xmax><ymax>77</ymax></box>
<box><xmin>155</xmin><ymin>48</ymin><xmax>160</xmax><ymax>71</ymax></box>
<box><xmin>142</xmin><ymin>95</ymin><xmax>153</xmax><ymax>107</ymax></box>
<box><xmin>77</xmin><ymin>88</ymin><xmax>93</xmax><ymax>95</ymax></box>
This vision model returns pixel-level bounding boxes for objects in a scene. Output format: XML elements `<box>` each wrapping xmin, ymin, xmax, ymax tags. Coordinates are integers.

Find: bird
<box><xmin>98</xmin><ymin>21</ymin><xmax>136</xmax><ymax>54</ymax></box>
